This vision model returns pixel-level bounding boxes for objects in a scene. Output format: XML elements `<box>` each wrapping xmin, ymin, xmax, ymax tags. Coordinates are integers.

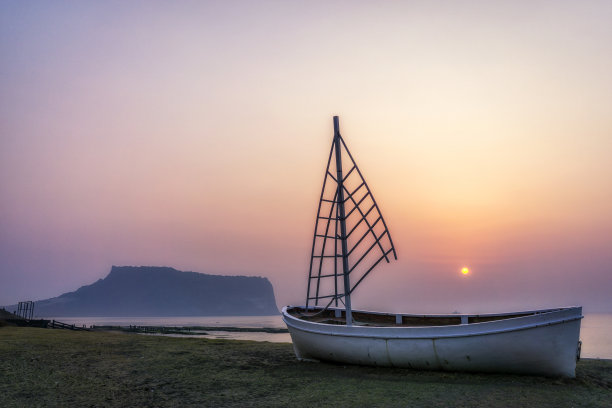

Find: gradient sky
<box><xmin>1</xmin><ymin>1</ymin><xmax>611</xmax><ymax>313</ymax></box>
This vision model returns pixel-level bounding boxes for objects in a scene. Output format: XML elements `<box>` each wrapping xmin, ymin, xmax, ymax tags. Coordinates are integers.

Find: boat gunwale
<box><xmin>286</xmin><ymin>305</ymin><xmax>580</xmax><ymax>319</ymax></box>
<box><xmin>282</xmin><ymin>305</ymin><xmax>583</xmax><ymax>340</ymax></box>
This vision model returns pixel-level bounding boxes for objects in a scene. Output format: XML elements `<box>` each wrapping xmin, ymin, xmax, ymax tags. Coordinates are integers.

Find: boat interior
<box><xmin>286</xmin><ymin>306</ymin><xmax>560</xmax><ymax>327</ymax></box>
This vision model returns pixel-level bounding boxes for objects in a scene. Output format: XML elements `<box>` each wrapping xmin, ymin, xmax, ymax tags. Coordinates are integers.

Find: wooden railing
<box><xmin>49</xmin><ymin>320</ymin><xmax>90</xmax><ymax>331</ymax></box>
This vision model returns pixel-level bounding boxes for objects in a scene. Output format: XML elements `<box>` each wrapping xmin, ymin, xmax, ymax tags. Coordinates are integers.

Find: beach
<box><xmin>1</xmin><ymin>327</ymin><xmax>610</xmax><ymax>407</ymax></box>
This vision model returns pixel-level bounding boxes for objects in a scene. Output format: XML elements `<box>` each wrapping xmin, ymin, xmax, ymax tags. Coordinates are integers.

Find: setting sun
<box><xmin>461</xmin><ymin>267</ymin><xmax>470</xmax><ymax>275</ymax></box>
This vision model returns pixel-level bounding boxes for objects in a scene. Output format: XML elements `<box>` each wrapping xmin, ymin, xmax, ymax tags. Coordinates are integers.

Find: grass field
<box><xmin>1</xmin><ymin>327</ymin><xmax>610</xmax><ymax>407</ymax></box>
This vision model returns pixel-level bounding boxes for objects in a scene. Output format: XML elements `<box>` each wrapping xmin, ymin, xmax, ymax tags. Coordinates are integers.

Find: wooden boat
<box><xmin>283</xmin><ymin>305</ymin><xmax>582</xmax><ymax>377</ymax></box>
<box><xmin>282</xmin><ymin>116</ymin><xmax>582</xmax><ymax>377</ymax></box>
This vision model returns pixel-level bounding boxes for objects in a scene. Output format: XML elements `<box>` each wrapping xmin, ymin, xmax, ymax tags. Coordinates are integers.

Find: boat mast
<box><xmin>333</xmin><ymin>116</ymin><xmax>353</xmax><ymax>326</ymax></box>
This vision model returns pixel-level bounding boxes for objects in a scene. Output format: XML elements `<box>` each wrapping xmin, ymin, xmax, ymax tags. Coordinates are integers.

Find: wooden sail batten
<box><xmin>344</xmin><ymin>194</ymin><xmax>372</xmax><ymax>219</ymax></box>
<box><xmin>315</xmin><ymin>234</ymin><xmax>340</xmax><ymax>239</ymax></box>
<box><xmin>326</xmin><ymin>171</ymin><xmax>337</xmax><ymax>182</ymax></box>
<box><xmin>310</xmin><ymin>272</ymin><xmax>349</xmax><ymax>278</ymax></box>
<box><xmin>342</xmin><ymin>165</ymin><xmax>357</xmax><ymax>181</ymax></box>
<box><xmin>348</xmin><ymin>229</ymin><xmax>388</xmax><ymax>258</ymax></box>
<box><xmin>349</xmin><ymin>248</ymin><xmax>396</xmax><ymax>295</ymax></box>
<box><xmin>308</xmin><ymin>293</ymin><xmax>346</xmax><ymax>300</ymax></box>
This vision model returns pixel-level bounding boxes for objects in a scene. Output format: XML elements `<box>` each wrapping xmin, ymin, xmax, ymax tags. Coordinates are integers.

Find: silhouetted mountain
<box><xmin>4</xmin><ymin>266</ymin><xmax>278</xmax><ymax>317</ymax></box>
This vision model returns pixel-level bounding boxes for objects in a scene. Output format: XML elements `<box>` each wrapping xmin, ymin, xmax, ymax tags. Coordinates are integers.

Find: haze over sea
<box><xmin>49</xmin><ymin>313</ymin><xmax>612</xmax><ymax>360</ymax></box>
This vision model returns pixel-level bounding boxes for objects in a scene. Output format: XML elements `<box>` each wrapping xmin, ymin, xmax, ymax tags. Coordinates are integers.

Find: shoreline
<box><xmin>92</xmin><ymin>324</ymin><xmax>289</xmax><ymax>334</ymax></box>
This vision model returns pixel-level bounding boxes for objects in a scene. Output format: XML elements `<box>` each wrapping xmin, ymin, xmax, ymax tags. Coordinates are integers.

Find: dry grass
<box><xmin>1</xmin><ymin>327</ymin><xmax>610</xmax><ymax>407</ymax></box>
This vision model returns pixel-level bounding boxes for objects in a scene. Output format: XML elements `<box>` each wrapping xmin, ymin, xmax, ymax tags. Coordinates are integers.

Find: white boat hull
<box><xmin>282</xmin><ymin>306</ymin><xmax>582</xmax><ymax>377</ymax></box>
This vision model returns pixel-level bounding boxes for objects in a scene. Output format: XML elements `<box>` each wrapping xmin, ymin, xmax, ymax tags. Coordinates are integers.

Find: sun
<box><xmin>461</xmin><ymin>267</ymin><xmax>470</xmax><ymax>275</ymax></box>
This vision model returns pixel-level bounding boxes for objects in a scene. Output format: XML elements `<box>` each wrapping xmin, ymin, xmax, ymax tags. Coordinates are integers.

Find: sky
<box><xmin>1</xmin><ymin>1</ymin><xmax>611</xmax><ymax>313</ymax></box>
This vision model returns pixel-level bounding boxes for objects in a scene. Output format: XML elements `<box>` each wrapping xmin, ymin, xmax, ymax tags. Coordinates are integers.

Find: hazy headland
<box><xmin>3</xmin><ymin>266</ymin><xmax>278</xmax><ymax>317</ymax></box>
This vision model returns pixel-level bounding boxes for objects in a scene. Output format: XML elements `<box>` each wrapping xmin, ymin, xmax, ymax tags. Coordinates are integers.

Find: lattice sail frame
<box><xmin>305</xmin><ymin>117</ymin><xmax>397</xmax><ymax>315</ymax></box>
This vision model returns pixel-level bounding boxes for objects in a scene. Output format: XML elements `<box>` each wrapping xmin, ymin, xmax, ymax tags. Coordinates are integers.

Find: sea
<box><xmin>49</xmin><ymin>313</ymin><xmax>612</xmax><ymax>360</ymax></box>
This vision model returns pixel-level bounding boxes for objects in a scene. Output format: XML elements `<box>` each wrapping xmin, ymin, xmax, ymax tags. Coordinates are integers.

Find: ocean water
<box><xmin>48</xmin><ymin>313</ymin><xmax>612</xmax><ymax>359</ymax></box>
<box><xmin>580</xmin><ymin>314</ymin><xmax>612</xmax><ymax>359</ymax></box>
<box><xmin>48</xmin><ymin>315</ymin><xmax>292</xmax><ymax>343</ymax></box>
